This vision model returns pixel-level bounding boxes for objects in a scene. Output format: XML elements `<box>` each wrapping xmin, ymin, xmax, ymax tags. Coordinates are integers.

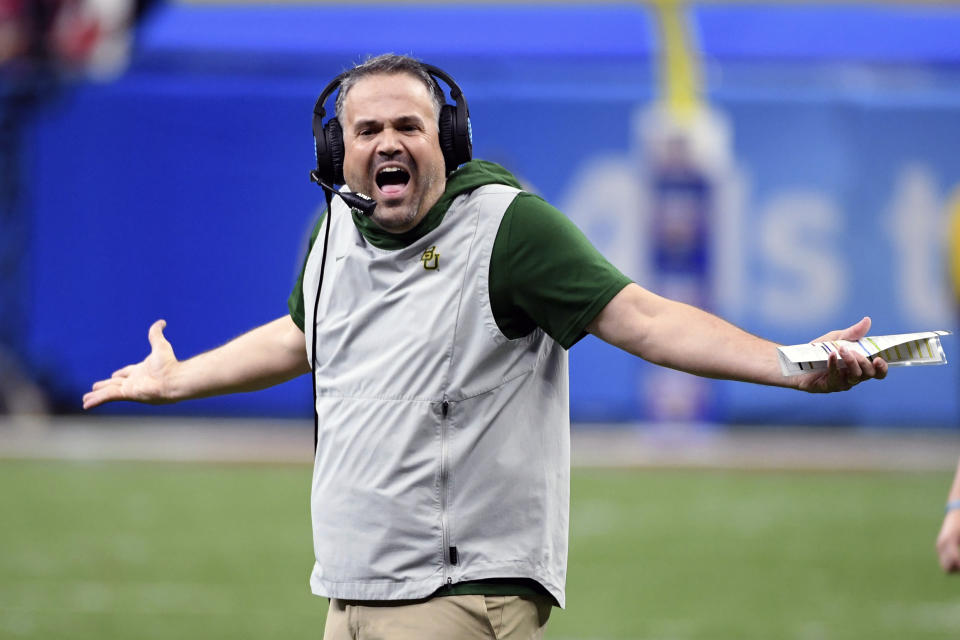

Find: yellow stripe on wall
<box><xmin>653</xmin><ymin>0</ymin><xmax>701</xmax><ymax>122</ymax></box>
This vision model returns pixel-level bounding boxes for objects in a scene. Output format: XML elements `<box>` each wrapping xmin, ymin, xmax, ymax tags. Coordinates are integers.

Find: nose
<box><xmin>376</xmin><ymin>128</ymin><xmax>402</xmax><ymax>157</ymax></box>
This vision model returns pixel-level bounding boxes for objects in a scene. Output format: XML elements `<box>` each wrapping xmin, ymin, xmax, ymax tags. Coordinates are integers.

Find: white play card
<box><xmin>778</xmin><ymin>331</ymin><xmax>951</xmax><ymax>376</ymax></box>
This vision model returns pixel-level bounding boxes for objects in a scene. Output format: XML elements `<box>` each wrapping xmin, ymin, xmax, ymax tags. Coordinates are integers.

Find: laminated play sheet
<box><xmin>778</xmin><ymin>331</ymin><xmax>951</xmax><ymax>376</ymax></box>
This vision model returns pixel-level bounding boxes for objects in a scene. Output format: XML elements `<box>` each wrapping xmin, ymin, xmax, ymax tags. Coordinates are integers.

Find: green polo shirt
<box><xmin>288</xmin><ymin>160</ymin><xmax>631</xmax><ymax>349</ymax></box>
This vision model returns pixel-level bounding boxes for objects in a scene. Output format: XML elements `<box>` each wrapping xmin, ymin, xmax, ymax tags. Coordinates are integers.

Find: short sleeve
<box><xmin>287</xmin><ymin>212</ymin><xmax>326</xmax><ymax>331</ymax></box>
<box><xmin>489</xmin><ymin>193</ymin><xmax>632</xmax><ymax>349</ymax></box>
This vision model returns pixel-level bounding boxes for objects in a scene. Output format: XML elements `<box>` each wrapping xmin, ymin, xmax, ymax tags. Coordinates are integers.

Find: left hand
<box><xmin>795</xmin><ymin>316</ymin><xmax>888</xmax><ymax>393</ymax></box>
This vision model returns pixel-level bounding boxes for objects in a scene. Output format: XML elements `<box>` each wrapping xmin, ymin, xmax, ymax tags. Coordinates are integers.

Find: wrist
<box><xmin>946</xmin><ymin>499</ymin><xmax>960</xmax><ymax>514</ymax></box>
<box><xmin>161</xmin><ymin>361</ymin><xmax>188</xmax><ymax>402</ymax></box>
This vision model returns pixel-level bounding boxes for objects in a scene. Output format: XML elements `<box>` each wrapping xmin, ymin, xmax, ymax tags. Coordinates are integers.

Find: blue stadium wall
<box><xmin>24</xmin><ymin>3</ymin><xmax>960</xmax><ymax>426</ymax></box>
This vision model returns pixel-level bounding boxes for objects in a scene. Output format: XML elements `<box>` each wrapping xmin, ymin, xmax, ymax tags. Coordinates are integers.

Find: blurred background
<box><xmin>2</xmin><ymin>1</ymin><xmax>960</xmax><ymax>639</ymax></box>
<box><xmin>1</xmin><ymin>0</ymin><xmax>958</xmax><ymax>425</ymax></box>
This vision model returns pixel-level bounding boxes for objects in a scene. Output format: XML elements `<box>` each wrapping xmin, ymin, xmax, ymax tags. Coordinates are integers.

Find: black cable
<box><xmin>311</xmin><ymin>191</ymin><xmax>334</xmax><ymax>452</ymax></box>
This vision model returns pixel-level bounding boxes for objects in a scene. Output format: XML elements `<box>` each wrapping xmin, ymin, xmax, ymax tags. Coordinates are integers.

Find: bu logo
<box><xmin>421</xmin><ymin>245</ymin><xmax>440</xmax><ymax>270</ymax></box>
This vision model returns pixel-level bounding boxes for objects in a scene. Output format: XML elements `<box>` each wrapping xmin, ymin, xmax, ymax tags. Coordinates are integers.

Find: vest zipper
<box><xmin>440</xmin><ymin>399</ymin><xmax>451</xmax><ymax>584</ymax></box>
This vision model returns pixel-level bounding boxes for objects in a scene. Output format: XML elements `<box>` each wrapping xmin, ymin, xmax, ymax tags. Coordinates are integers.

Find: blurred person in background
<box><xmin>935</xmin><ymin>191</ymin><xmax>960</xmax><ymax>574</ymax></box>
<box><xmin>0</xmin><ymin>0</ymin><xmax>156</xmax><ymax>75</ymax></box>
<box><xmin>937</xmin><ymin>471</ymin><xmax>960</xmax><ymax>573</ymax></box>
<box><xmin>0</xmin><ymin>0</ymin><xmax>157</xmax><ymax>415</ymax></box>
<box><xmin>82</xmin><ymin>54</ymin><xmax>889</xmax><ymax>639</ymax></box>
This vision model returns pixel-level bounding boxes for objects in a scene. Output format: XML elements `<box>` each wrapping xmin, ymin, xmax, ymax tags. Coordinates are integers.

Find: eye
<box><xmin>354</xmin><ymin>124</ymin><xmax>379</xmax><ymax>137</ymax></box>
<box><xmin>397</xmin><ymin>121</ymin><xmax>422</xmax><ymax>133</ymax></box>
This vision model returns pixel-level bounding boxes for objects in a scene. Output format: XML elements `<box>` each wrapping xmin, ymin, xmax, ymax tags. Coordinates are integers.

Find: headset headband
<box><xmin>312</xmin><ymin>61</ymin><xmax>473</xmax><ymax>185</ymax></box>
<box><xmin>313</xmin><ymin>64</ymin><xmax>469</xmax><ymax>123</ymax></box>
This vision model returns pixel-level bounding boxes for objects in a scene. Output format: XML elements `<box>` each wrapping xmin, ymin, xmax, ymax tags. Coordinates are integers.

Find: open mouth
<box><xmin>375</xmin><ymin>166</ymin><xmax>411</xmax><ymax>197</ymax></box>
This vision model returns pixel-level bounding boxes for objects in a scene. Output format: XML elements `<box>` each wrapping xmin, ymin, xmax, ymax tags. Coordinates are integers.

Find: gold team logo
<box><xmin>421</xmin><ymin>245</ymin><xmax>439</xmax><ymax>270</ymax></box>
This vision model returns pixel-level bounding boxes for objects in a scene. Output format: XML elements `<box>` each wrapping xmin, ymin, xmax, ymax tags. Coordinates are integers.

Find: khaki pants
<box><xmin>323</xmin><ymin>594</ymin><xmax>552</xmax><ymax>640</ymax></box>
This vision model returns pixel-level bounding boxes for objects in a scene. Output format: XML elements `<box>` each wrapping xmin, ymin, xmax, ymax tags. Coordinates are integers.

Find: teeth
<box><xmin>375</xmin><ymin>165</ymin><xmax>410</xmax><ymax>192</ymax></box>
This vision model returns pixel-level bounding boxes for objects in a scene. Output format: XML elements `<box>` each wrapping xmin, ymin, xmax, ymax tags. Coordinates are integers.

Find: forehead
<box><xmin>342</xmin><ymin>73</ymin><xmax>436</xmax><ymax>124</ymax></box>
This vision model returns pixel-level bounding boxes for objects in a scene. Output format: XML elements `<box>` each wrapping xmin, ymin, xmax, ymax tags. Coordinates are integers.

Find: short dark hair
<box><xmin>334</xmin><ymin>53</ymin><xmax>446</xmax><ymax>122</ymax></box>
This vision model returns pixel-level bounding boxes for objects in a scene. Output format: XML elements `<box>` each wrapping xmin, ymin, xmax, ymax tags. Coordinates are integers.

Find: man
<box><xmin>935</xmin><ymin>188</ymin><xmax>960</xmax><ymax>574</ymax></box>
<box><xmin>84</xmin><ymin>54</ymin><xmax>888</xmax><ymax>639</ymax></box>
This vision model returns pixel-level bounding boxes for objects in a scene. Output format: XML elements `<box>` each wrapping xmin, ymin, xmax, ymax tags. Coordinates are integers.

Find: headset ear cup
<box><xmin>313</xmin><ymin>117</ymin><xmax>341</xmax><ymax>186</ymax></box>
<box><xmin>325</xmin><ymin>117</ymin><xmax>345</xmax><ymax>185</ymax></box>
<box><xmin>452</xmin><ymin>108</ymin><xmax>472</xmax><ymax>168</ymax></box>
<box><xmin>313</xmin><ymin>113</ymin><xmax>332</xmax><ymax>185</ymax></box>
<box><xmin>441</xmin><ymin>103</ymin><xmax>472</xmax><ymax>175</ymax></box>
<box><xmin>438</xmin><ymin>104</ymin><xmax>457</xmax><ymax>176</ymax></box>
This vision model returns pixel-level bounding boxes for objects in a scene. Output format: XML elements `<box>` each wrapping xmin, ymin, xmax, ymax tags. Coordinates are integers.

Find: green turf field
<box><xmin>1</xmin><ymin>460</ymin><xmax>958</xmax><ymax>639</ymax></box>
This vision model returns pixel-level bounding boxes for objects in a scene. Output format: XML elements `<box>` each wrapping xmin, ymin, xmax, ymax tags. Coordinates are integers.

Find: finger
<box><xmin>839</xmin><ymin>347</ymin><xmax>862</xmax><ymax>384</ymax></box>
<box><xmin>837</xmin><ymin>316</ymin><xmax>871</xmax><ymax>341</ymax></box>
<box><xmin>826</xmin><ymin>352</ymin><xmax>840</xmax><ymax>383</ymax></box>
<box><xmin>91</xmin><ymin>378</ymin><xmax>123</xmax><ymax>391</ymax></box>
<box><xmin>814</xmin><ymin>316</ymin><xmax>873</xmax><ymax>350</ymax></box>
<box><xmin>83</xmin><ymin>387</ymin><xmax>122</xmax><ymax>410</ymax></box>
<box><xmin>857</xmin><ymin>352</ymin><xmax>876</xmax><ymax>379</ymax></box>
<box><xmin>826</xmin><ymin>352</ymin><xmax>847</xmax><ymax>391</ymax></box>
<box><xmin>873</xmin><ymin>357</ymin><xmax>888</xmax><ymax>380</ymax></box>
<box><xmin>83</xmin><ymin>394</ymin><xmax>105</xmax><ymax>410</ymax></box>
<box><xmin>941</xmin><ymin>546</ymin><xmax>960</xmax><ymax>573</ymax></box>
<box><xmin>110</xmin><ymin>364</ymin><xmax>136</xmax><ymax>379</ymax></box>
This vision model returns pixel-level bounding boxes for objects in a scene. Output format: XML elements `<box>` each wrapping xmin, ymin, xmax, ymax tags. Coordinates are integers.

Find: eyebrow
<box><xmin>352</xmin><ymin>114</ymin><xmax>425</xmax><ymax>132</ymax></box>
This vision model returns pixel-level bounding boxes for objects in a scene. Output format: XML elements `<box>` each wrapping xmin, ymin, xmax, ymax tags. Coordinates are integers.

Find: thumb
<box><xmin>147</xmin><ymin>319</ymin><xmax>173</xmax><ymax>356</ymax></box>
<box><xmin>837</xmin><ymin>316</ymin><xmax>871</xmax><ymax>342</ymax></box>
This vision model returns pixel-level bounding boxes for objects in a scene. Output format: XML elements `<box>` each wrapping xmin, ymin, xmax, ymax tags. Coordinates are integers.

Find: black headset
<box><xmin>311</xmin><ymin>63</ymin><xmax>473</xmax><ymax>186</ymax></box>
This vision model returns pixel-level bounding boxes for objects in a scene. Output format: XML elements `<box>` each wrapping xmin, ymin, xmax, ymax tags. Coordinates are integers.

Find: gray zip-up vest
<box><xmin>302</xmin><ymin>184</ymin><xmax>570</xmax><ymax>606</ymax></box>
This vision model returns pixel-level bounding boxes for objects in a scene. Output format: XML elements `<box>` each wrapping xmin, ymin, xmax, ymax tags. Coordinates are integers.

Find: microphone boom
<box><xmin>310</xmin><ymin>171</ymin><xmax>377</xmax><ymax>216</ymax></box>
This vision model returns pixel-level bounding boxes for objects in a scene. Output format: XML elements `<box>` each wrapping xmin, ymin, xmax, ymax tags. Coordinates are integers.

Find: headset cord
<box><xmin>311</xmin><ymin>190</ymin><xmax>334</xmax><ymax>452</ymax></box>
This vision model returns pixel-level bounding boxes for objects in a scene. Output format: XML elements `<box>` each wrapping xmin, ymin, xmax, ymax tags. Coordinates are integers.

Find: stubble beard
<box><xmin>372</xmin><ymin>200</ymin><xmax>421</xmax><ymax>232</ymax></box>
<box><xmin>370</xmin><ymin>170</ymin><xmax>442</xmax><ymax>233</ymax></box>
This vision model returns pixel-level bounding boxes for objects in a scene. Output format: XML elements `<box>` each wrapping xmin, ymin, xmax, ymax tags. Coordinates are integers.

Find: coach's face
<box><xmin>341</xmin><ymin>72</ymin><xmax>447</xmax><ymax>233</ymax></box>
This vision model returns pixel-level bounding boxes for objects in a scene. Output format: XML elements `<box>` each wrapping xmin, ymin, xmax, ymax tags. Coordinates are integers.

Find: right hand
<box><xmin>794</xmin><ymin>317</ymin><xmax>887</xmax><ymax>394</ymax></box>
<box><xmin>82</xmin><ymin>320</ymin><xmax>179</xmax><ymax>410</ymax></box>
<box><xmin>936</xmin><ymin>509</ymin><xmax>960</xmax><ymax>573</ymax></box>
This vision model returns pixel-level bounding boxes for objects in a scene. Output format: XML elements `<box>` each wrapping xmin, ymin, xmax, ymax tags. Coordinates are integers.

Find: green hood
<box><xmin>352</xmin><ymin>160</ymin><xmax>523</xmax><ymax>250</ymax></box>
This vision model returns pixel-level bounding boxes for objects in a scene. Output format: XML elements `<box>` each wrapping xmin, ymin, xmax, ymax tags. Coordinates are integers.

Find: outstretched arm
<box><xmin>936</xmin><ymin>459</ymin><xmax>960</xmax><ymax>573</ymax></box>
<box><xmin>586</xmin><ymin>283</ymin><xmax>887</xmax><ymax>392</ymax></box>
<box><xmin>83</xmin><ymin>315</ymin><xmax>310</xmax><ymax>410</ymax></box>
